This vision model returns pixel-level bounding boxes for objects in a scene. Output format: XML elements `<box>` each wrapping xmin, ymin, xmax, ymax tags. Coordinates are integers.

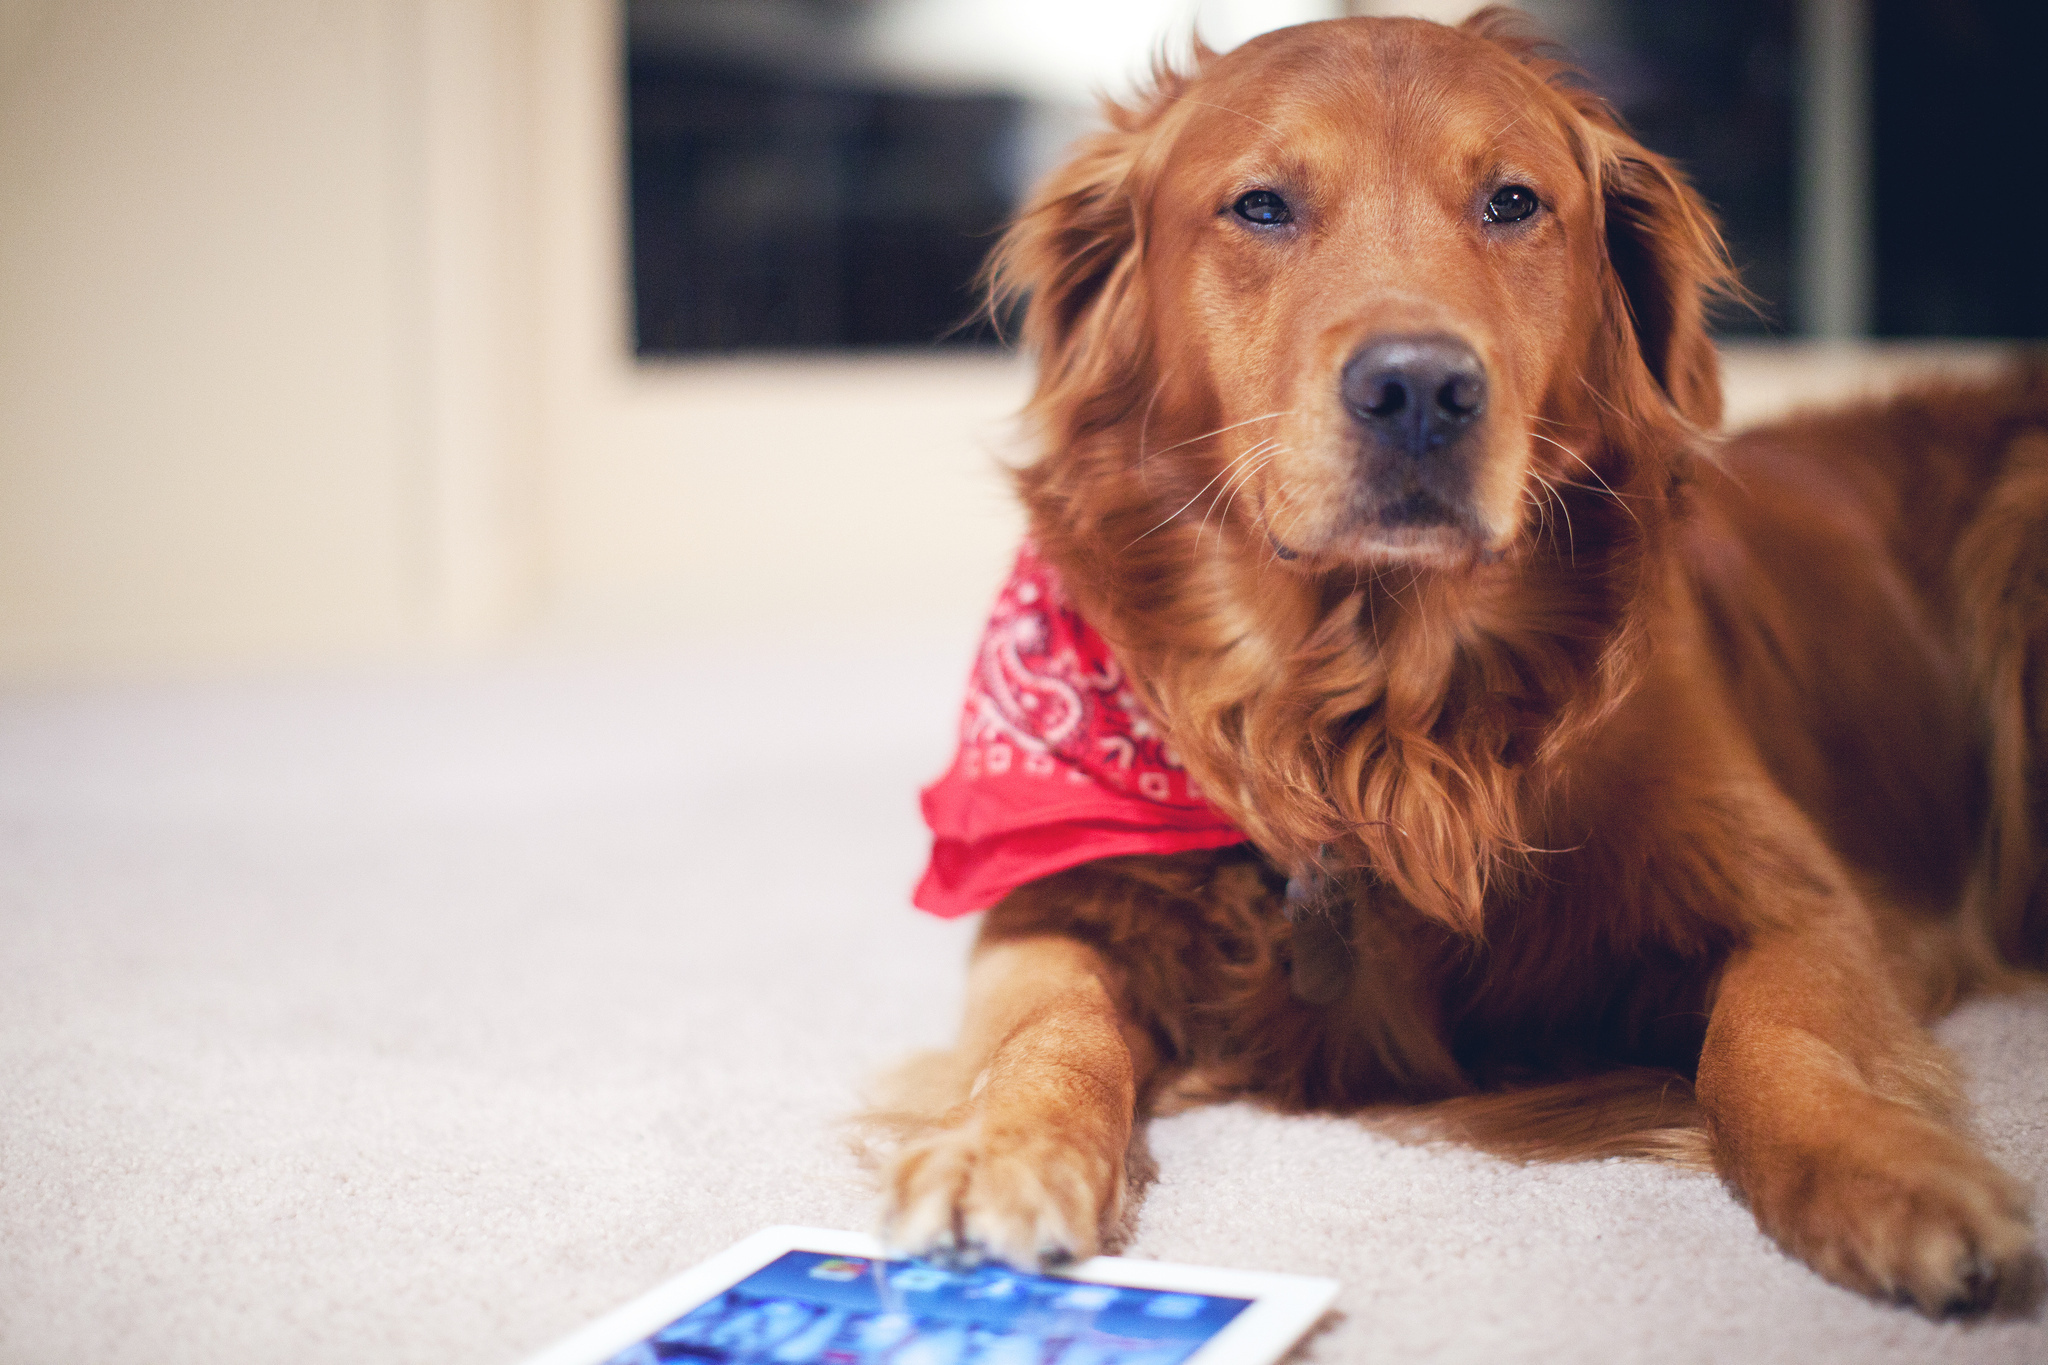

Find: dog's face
<box><xmin>1146</xmin><ymin>24</ymin><xmax>1594</xmax><ymax>565</ymax></box>
<box><xmin>1003</xmin><ymin>15</ymin><xmax>1730</xmax><ymax>574</ymax></box>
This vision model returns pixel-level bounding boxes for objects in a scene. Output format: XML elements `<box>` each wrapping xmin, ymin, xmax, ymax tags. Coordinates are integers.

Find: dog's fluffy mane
<box><xmin>984</xmin><ymin>9</ymin><xmax>1743</xmax><ymax>934</ymax></box>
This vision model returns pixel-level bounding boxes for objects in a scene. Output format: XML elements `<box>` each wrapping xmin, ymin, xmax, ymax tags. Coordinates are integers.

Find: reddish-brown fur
<box><xmin>867</xmin><ymin>10</ymin><xmax>2047</xmax><ymax>1316</ymax></box>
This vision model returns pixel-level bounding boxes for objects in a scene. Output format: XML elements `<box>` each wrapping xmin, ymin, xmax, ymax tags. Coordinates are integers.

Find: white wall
<box><xmin>0</xmin><ymin>0</ymin><xmax>423</xmax><ymax>675</ymax></box>
<box><xmin>0</xmin><ymin>0</ymin><xmax>1028</xmax><ymax>681</ymax></box>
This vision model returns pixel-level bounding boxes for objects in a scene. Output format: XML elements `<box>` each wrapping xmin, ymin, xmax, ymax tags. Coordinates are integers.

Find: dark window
<box><xmin>1872</xmin><ymin>0</ymin><xmax>2048</xmax><ymax>337</ymax></box>
<box><xmin>1563</xmin><ymin>0</ymin><xmax>1799</xmax><ymax>336</ymax></box>
<box><xmin>624</xmin><ymin>2</ymin><xmax>2045</xmax><ymax>352</ymax></box>
<box><xmin>627</xmin><ymin>8</ymin><xmax>1022</xmax><ymax>355</ymax></box>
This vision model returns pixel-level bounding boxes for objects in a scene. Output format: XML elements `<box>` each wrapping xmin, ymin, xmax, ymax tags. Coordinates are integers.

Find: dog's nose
<box><xmin>1341</xmin><ymin>335</ymin><xmax>1487</xmax><ymax>457</ymax></box>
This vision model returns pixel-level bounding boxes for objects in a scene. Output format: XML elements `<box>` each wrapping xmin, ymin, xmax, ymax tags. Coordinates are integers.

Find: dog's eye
<box><xmin>1484</xmin><ymin>184</ymin><xmax>1540</xmax><ymax>225</ymax></box>
<box><xmin>1233</xmin><ymin>190</ymin><xmax>1293</xmax><ymax>226</ymax></box>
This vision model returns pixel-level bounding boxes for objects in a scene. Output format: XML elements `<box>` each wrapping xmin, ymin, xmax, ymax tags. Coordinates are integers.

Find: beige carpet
<box><xmin>0</xmin><ymin>631</ymin><xmax>2042</xmax><ymax>1365</ymax></box>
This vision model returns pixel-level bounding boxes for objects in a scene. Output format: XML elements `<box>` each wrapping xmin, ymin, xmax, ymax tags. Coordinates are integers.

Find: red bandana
<box><xmin>914</xmin><ymin>543</ymin><xmax>1247</xmax><ymax>918</ymax></box>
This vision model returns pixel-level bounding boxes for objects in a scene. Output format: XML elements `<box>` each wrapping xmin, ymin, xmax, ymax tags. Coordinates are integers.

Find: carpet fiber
<box><xmin>1</xmin><ymin>636</ymin><xmax>2043</xmax><ymax>1364</ymax></box>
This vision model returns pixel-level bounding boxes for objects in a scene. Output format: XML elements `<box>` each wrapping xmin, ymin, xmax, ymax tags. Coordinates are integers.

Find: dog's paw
<box><xmin>1760</xmin><ymin>1116</ymin><xmax>2042</xmax><ymax>1317</ymax></box>
<box><xmin>877</xmin><ymin>1118</ymin><xmax>1120</xmax><ymax>1271</ymax></box>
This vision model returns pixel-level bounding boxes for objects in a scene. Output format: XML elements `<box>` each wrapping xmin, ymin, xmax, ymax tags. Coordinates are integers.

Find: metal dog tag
<box><xmin>1283</xmin><ymin>856</ymin><xmax>1353</xmax><ymax>1007</ymax></box>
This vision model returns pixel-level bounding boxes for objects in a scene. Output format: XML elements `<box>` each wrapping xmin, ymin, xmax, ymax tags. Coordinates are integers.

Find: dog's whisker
<box><xmin>1206</xmin><ymin>451</ymin><xmax>1284</xmax><ymax>549</ymax></box>
<box><xmin>1529</xmin><ymin>428</ymin><xmax>1644</xmax><ymax>533</ymax></box>
<box><xmin>1125</xmin><ymin>439</ymin><xmax>1276</xmax><ymax>548</ymax></box>
<box><xmin>1144</xmin><ymin>409</ymin><xmax>1296</xmax><ymax>462</ymax></box>
<box><xmin>1196</xmin><ymin>444</ymin><xmax>1280</xmax><ymax>550</ymax></box>
<box><xmin>1528</xmin><ymin>427</ymin><xmax>1649</xmax><ymax>503</ymax></box>
<box><xmin>1574</xmin><ymin>374</ymin><xmax>1641</xmax><ymax>430</ymax></box>
<box><xmin>1527</xmin><ymin>468</ymin><xmax>1575</xmax><ymax>563</ymax></box>
<box><xmin>1545</xmin><ymin>436</ymin><xmax>1645</xmax><ymax>532</ymax></box>
<box><xmin>1519</xmin><ymin>485</ymin><xmax>1554</xmax><ymax>543</ymax></box>
<box><xmin>1551</xmin><ymin>477</ymin><xmax>1653</xmax><ymax>505</ymax></box>
<box><xmin>1135</xmin><ymin>369</ymin><xmax>1175</xmax><ymax>491</ymax></box>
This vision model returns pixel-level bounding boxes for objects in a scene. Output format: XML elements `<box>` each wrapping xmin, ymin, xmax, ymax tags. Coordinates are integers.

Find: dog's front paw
<box><xmin>1758</xmin><ymin>1113</ymin><xmax>2042</xmax><ymax>1316</ymax></box>
<box><xmin>878</xmin><ymin>1117</ymin><xmax>1121</xmax><ymax>1271</ymax></box>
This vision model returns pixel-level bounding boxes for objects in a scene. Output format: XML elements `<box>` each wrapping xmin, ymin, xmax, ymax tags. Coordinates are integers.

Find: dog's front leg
<box><xmin>1697</xmin><ymin>910</ymin><xmax>2041</xmax><ymax>1314</ymax></box>
<box><xmin>878</xmin><ymin>934</ymin><xmax>1148</xmax><ymax>1269</ymax></box>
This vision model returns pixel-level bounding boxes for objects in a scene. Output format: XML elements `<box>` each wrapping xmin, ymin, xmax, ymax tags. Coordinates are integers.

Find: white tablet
<box><xmin>518</xmin><ymin>1225</ymin><xmax>1338</xmax><ymax>1365</ymax></box>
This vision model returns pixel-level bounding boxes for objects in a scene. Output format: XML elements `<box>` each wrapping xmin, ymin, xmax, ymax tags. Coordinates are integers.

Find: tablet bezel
<box><xmin>517</xmin><ymin>1225</ymin><xmax>1337</xmax><ymax>1365</ymax></box>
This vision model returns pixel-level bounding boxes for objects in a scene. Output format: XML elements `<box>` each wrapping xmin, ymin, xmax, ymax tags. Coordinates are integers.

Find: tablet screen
<box><xmin>604</xmin><ymin>1249</ymin><xmax>1253</xmax><ymax>1365</ymax></box>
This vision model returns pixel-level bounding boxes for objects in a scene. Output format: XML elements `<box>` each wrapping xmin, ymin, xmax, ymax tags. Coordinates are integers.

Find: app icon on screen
<box><xmin>890</xmin><ymin>1267</ymin><xmax>951</xmax><ymax>1292</ymax></box>
<box><xmin>965</xmin><ymin>1276</ymin><xmax>1018</xmax><ymax>1299</ymax></box>
<box><xmin>1145</xmin><ymin>1293</ymin><xmax>1204</xmax><ymax>1319</ymax></box>
<box><xmin>806</xmin><ymin>1258</ymin><xmax>868</xmax><ymax>1282</ymax></box>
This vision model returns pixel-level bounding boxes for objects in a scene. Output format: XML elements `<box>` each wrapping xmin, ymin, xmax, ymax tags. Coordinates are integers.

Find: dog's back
<box><xmin>1688</xmin><ymin>363</ymin><xmax>2048</xmax><ymax>992</ymax></box>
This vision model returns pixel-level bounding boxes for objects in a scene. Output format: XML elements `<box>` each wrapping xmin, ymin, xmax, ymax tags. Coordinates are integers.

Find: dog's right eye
<box><xmin>1233</xmin><ymin>190</ymin><xmax>1293</xmax><ymax>226</ymax></box>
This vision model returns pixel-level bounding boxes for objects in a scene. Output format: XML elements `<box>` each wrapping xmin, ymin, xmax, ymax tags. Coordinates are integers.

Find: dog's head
<box><xmin>997</xmin><ymin>9</ymin><xmax>1735</xmax><ymax>573</ymax></box>
<box><xmin>992</xmin><ymin>10</ymin><xmax>1740</xmax><ymax>925</ymax></box>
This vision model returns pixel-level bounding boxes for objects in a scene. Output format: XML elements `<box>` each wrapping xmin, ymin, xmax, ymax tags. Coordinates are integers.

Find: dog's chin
<box><xmin>1352</xmin><ymin>524</ymin><xmax>1499</xmax><ymax>569</ymax></box>
<box><xmin>1267</xmin><ymin>504</ymin><xmax>1504</xmax><ymax>570</ymax></box>
<box><xmin>1368</xmin><ymin>524</ymin><xmax>1494</xmax><ymax>563</ymax></box>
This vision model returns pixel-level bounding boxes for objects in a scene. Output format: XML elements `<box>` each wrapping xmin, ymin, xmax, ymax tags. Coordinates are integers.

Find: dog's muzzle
<box><xmin>1340</xmin><ymin>333</ymin><xmax>1489</xmax><ymax>531</ymax></box>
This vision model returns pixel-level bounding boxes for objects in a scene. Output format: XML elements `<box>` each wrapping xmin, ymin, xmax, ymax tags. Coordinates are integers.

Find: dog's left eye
<box><xmin>1233</xmin><ymin>190</ymin><xmax>1293</xmax><ymax>226</ymax></box>
<box><xmin>1484</xmin><ymin>185</ymin><xmax>1541</xmax><ymax>224</ymax></box>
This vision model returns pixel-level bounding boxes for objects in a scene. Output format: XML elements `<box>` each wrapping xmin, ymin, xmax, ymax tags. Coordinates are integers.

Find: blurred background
<box><xmin>1</xmin><ymin>0</ymin><xmax>2040</xmax><ymax>683</ymax></box>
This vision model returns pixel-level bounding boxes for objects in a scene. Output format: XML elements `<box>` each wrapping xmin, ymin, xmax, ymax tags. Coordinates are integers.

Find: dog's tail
<box><xmin>1365</xmin><ymin>1066</ymin><xmax>1714</xmax><ymax>1170</ymax></box>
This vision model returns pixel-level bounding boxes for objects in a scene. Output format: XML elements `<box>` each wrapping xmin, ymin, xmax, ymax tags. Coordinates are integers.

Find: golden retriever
<box><xmin>869</xmin><ymin>9</ymin><xmax>2047</xmax><ymax>1317</ymax></box>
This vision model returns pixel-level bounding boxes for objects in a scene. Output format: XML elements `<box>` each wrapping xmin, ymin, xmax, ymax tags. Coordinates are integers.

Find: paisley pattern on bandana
<box><xmin>915</xmin><ymin>544</ymin><xmax>1246</xmax><ymax>918</ymax></box>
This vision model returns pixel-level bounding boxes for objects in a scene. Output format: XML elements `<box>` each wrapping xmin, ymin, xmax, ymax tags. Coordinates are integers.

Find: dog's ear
<box><xmin>1461</xmin><ymin>9</ymin><xmax>1736</xmax><ymax>432</ymax></box>
<box><xmin>986</xmin><ymin>63</ymin><xmax>1196</xmax><ymax>435</ymax></box>
<box><xmin>1589</xmin><ymin>133</ymin><xmax>1733</xmax><ymax>431</ymax></box>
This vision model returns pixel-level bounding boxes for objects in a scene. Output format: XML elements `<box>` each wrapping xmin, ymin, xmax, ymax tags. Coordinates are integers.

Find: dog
<box><xmin>867</xmin><ymin>9</ymin><xmax>2048</xmax><ymax>1317</ymax></box>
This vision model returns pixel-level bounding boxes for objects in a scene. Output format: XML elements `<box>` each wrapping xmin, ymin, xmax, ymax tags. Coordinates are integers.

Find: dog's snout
<box><xmin>1341</xmin><ymin>335</ymin><xmax>1487</xmax><ymax>456</ymax></box>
